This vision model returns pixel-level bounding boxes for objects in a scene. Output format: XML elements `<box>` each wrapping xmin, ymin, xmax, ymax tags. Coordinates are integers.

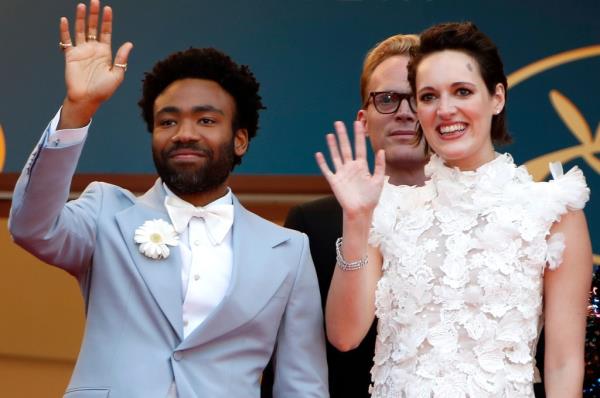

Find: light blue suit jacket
<box><xmin>9</xmin><ymin>125</ymin><xmax>328</xmax><ymax>398</ymax></box>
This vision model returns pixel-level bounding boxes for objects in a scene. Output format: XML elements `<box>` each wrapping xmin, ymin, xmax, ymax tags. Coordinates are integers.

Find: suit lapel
<box><xmin>178</xmin><ymin>197</ymin><xmax>290</xmax><ymax>349</ymax></box>
<box><xmin>115</xmin><ymin>180</ymin><xmax>184</xmax><ymax>341</ymax></box>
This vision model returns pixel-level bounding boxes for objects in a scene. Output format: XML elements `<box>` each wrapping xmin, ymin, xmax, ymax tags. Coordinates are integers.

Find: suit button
<box><xmin>173</xmin><ymin>351</ymin><xmax>183</xmax><ymax>361</ymax></box>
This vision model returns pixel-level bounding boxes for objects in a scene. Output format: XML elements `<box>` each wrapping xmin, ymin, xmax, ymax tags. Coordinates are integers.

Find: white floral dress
<box><xmin>368</xmin><ymin>153</ymin><xmax>589</xmax><ymax>397</ymax></box>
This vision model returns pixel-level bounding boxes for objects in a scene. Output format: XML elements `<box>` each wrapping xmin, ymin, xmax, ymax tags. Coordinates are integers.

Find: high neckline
<box><xmin>425</xmin><ymin>153</ymin><xmax>514</xmax><ymax>178</ymax></box>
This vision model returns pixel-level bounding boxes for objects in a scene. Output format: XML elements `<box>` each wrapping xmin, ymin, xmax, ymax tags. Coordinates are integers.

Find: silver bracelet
<box><xmin>335</xmin><ymin>237</ymin><xmax>368</xmax><ymax>271</ymax></box>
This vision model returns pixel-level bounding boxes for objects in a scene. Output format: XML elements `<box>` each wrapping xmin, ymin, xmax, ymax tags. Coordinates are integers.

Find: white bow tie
<box><xmin>164</xmin><ymin>196</ymin><xmax>234</xmax><ymax>245</ymax></box>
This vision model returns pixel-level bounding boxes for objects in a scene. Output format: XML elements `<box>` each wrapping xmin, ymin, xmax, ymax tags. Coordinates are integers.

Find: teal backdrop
<box><xmin>0</xmin><ymin>0</ymin><xmax>598</xmax><ymax>259</ymax></box>
<box><xmin>0</xmin><ymin>0</ymin><xmax>598</xmax><ymax>174</ymax></box>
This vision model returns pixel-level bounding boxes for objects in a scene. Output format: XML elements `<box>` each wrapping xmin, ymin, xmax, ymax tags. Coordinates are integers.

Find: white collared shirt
<box><xmin>163</xmin><ymin>185</ymin><xmax>234</xmax><ymax>338</ymax></box>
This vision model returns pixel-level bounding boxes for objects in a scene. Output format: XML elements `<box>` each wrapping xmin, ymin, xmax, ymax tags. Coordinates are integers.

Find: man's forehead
<box><xmin>153</xmin><ymin>78</ymin><xmax>234</xmax><ymax>114</ymax></box>
<box><xmin>368</xmin><ymin>55</ymin><xmax>411</xmax><ymax>92</ymax></box>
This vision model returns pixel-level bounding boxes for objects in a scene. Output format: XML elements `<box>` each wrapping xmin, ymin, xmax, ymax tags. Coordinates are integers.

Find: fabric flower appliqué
<box><xmin>134</xmin><ymin>219</ymin><xmax>179</xmax><ymax>259</ymax></box>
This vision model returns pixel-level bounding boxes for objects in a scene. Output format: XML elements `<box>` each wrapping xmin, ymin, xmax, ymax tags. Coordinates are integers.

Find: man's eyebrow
<box><xmin>154</xmin><ymin>106</ymin><xmax>178</xmax><ymax>115</ymax></box>
<box><xmin>191</xmin><ymin>105</ymin><xmax>224</xmax><ymax>115</ymax></box>
<box><xmin>155</xmin><ymin>105</ymin><xmax>225</xmax><ymax>116</ymax></box>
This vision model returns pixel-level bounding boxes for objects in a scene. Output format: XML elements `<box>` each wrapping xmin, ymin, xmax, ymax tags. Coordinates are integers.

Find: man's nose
<box><xmin>172</xmin><ymin>120</ymin><xmax>198</xmax><ymax>142</ymax></box>
<box><xmin>395</xmin><ymin>98</ymin><xmax>416</xmax><ymax>120</ymax></box>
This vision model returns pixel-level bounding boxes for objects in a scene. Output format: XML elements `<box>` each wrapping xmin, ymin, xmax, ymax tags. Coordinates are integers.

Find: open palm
<box><xmin>316</xmin><ymin>121</ymin><xmax>386</xmax><ymax>216</ymax></box>
<box><xmin>60</xmin><ymin>0</ymin><xmax>132</xmax><ymax>108</ymax></box>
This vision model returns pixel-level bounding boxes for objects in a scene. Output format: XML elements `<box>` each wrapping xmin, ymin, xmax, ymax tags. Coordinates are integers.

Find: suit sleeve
<box><xmin>260</xmin><ymin>205</ymin><xmax>311</xmax><ymax>398</ymax></box>
<box><xmin>272</xmin><ymin>233</ymin><xmax>329</xmax><ymax>397</ymax></box>
<box><xmin>9</xmin><ymin>122</ymin><xmax>100</xmax><ymax>277</ymax></box>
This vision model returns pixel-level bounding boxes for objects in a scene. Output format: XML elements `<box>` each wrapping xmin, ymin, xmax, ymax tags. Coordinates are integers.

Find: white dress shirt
<box><xmin>163</xmin><ymin>185</ymin><xmax>234</xmax><ymax>338</ymax></box>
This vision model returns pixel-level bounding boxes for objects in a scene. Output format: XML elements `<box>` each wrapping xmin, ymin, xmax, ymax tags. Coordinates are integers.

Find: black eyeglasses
<box><xmin>365</xmin><ymin>91</ymin><xmax>417</xmax><ymax>114</ymax></box>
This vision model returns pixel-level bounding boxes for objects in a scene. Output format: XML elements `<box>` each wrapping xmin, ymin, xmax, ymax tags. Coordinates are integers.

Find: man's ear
<box><xmin>234</xmin><ymin>128</ymin><xmax>249</xmax><ymax>157</ymax></box>
<box><xmin>356</xmin><ymin>109</ymin><xmax>368</xmax><ymax>136</ymax></box>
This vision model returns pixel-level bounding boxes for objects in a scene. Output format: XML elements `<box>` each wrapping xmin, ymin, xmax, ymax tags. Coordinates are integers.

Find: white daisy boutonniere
<box><xmin>134</xmin><ymin>219</ymin><xmax>179</xmax><ymax>260</ymax></box>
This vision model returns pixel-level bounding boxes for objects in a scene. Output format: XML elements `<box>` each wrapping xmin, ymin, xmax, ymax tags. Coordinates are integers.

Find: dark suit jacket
<box><xmin>262</xmin><ymin>196</ymin><xmax>376</xmax><ymax>398</ymax></box>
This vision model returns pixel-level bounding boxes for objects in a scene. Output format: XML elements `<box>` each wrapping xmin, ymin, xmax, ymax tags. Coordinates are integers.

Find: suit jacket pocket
<box><xmin>64</xmin><ymin>387</ymin><xmax>110</xmax><ymax>398</ymax></box>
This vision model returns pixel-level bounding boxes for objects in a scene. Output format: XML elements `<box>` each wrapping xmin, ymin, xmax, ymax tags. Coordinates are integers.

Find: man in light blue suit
<box><xmin>8</xmin><ymin>1</ymin><xmax>327</xmax><ymax>397</ymax></box>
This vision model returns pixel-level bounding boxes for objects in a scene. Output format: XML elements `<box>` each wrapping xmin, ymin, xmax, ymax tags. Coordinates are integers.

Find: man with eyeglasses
<box><xmin>261</xmin><ymin>34</ymin><xmax>427</xmax><ymax>398</ymax></box>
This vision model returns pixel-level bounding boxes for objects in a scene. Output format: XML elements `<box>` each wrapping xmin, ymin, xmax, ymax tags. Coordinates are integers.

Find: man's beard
<box><xmin>153</xmin><ymin>139</ymin><xmax>235</xmax><ymax>195</ymax></box>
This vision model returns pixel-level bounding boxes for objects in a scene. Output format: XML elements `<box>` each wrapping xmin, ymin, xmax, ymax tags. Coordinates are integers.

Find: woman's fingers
<box><xmin>354</xmin><ymin>121</ymin><xmax>367</xmax><ymax>160</ymax></box>
<box><xmin>315</xmin><ymin>152</ymin><xmax>334</xmax><ymax>180</ymax></box>
<box><xmin>326</xmin><ymin>132</ymin><xmax>344</xmax><ymax>172</ymax></box>
<box><xmin>334</xmin><ymin>121</ymin><xmax>354</xmax><ymax>162</ymax></box>
<box><xmin>317</xmin><ymin>118</ymin><xmax>381</xmax><ymax>183</ymax></box>
<box><xmin>373</xmin><ymin>149</ymin><xmax>386</xmax><ymax>182</ymax></box>
<box><xmin>321</xmin><ymin>120</ymin><xmax>375</xmax><ymax>174</ymax></box>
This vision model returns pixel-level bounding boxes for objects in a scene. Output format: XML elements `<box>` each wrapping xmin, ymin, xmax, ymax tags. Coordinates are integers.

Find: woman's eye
<box><xmin>419</xmin><ymin>93</ymin><xmax>436</xmax><ymax>102</ymax></box>
<box><xmin>456</xmin><ymin>88</ymin><xmax>472</xmax><ymax>96</ymax></box>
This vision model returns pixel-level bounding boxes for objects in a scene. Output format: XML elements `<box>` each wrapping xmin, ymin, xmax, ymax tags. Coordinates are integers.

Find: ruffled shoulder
<box><xmin>528</xmin><ymin>162</ymin><xmax>589</xmax><ymax>225</ymax></box>
<box><xmin>546</xmin><ymin>162</ymin><xmax>590</xmax><ymax>211</ymax></box>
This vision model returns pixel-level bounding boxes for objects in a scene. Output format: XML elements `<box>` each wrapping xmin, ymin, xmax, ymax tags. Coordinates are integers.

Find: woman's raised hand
<box><xmin>316</xmin><ymin>121</ymin><xmax>386</xmax><ymax>217</ymax></box>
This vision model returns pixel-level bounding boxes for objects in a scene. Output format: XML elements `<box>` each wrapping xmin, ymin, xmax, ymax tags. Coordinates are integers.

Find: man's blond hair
<box><xmin>360</xmin><ymin>34</ymin><xmax>420</xmax><ymax>105</ymax></box>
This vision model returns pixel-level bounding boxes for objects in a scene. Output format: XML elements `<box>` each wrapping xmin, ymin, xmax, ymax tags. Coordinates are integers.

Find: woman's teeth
<box><xmin>439</xmin><ymin>123</ymin><xmax>466</xmax><ymax>135</ymax></box>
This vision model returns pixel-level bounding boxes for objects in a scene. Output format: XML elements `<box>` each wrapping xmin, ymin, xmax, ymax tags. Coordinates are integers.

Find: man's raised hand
<box><xmin>58</xmin><ymin>0</ymin><xmax>133</xmax><ymax>129</ymax></box>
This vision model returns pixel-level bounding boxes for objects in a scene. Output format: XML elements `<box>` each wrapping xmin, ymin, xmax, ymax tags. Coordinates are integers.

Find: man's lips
<box><xmin>168</xmin><ymin>148</ymin><xmax>209</xmax><ymax>161</ymax></box>
<box><xmin>388</xmin><ymin>129</ymin><xmax>416</xmax><ymax>139</ymax></box>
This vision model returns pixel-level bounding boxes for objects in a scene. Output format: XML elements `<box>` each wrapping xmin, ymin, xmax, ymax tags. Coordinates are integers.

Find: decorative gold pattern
<box><xmin>508</xmin><ymin>45</ymin><xmax>600</xmax><ymax>88</ymax></box>
<box><xmin>523</xmin><ymin>90</ymin><xmax>600</xmax><ymax>181</ymax></box>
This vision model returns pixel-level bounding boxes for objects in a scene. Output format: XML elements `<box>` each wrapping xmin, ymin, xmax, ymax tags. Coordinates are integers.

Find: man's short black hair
<box><xmin>138</xmin><ymin>47</ymin><xmax>265</xmax><ymax>166</ymax></box>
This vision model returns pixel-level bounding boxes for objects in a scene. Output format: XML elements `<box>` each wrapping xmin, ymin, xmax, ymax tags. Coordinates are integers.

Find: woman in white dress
<box><xmin>317</xmin><ymin>22</ymin><xmax>592</xmax><ymax>397</ymax></box>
